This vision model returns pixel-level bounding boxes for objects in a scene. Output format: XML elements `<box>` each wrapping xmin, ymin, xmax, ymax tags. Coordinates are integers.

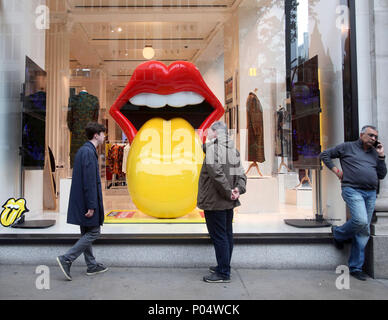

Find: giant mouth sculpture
<box><xmin>109</xmin><ymin>61</ymin><xmax>224</xmax><ymax>218</ymax></box>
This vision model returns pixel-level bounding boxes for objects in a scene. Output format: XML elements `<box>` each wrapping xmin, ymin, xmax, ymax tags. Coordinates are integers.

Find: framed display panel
<box><xmin>21</xmin><ymin>57</ymin><xmax>47</xmax><ymax>169</ymax></box>
<box><xmin>290</xmin><ymin>55</ymin><xmax>321</xmax><ymax>170</ymax></box>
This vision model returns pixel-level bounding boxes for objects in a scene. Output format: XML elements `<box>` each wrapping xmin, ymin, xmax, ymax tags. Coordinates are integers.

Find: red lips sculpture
<box><xmin>109</xmin><ymin>61</ymin><xmax>225</xmax><ymax>143</ymax></box>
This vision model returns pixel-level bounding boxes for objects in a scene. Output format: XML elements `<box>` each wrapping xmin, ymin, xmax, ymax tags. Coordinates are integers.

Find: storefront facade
<box><xmin>1</xmin><ymin>0</ymin><xmax>388</xmax><ymax>265</ymax></box>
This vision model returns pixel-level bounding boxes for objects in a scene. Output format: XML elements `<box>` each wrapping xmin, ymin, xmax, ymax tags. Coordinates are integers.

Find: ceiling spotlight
<box><xmin>143</xmin><ymin>45</ymin><xmax>155</xmax><ymax>60</ymax></box>
<box><xmin>117</xmin><ymin>27</ymin><xmax>122</xmax><ymax>32</ymax></box>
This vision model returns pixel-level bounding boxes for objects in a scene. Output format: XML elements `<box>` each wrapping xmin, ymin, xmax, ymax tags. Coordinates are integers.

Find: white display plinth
<box><xmin>278</xmin><ymin>172</ymin><xmax>300</xmax><ymax>203</ymax></box>
<box><xmin>285</xmin><ymin>188</ymin><xmax>313</xmax><ymax>209</ymax></box>
<box><xmin>239</xmin><ymin>176</ymin><xmax>279</xmax><ymax>213</ymax></box>
<box><xmin>24</xmin><ymin>170</ymin><xmax>43</xmax><ymax>212</ymax></box>
<box><xmin>60</xmin><ymin>178</ymin><xmax>72</xmax><ymax>213</ymax></box>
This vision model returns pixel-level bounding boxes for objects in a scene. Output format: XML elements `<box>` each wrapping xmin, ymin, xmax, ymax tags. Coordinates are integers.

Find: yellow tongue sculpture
<box><xmin>126</xmin><ymin>117</ymin><xmax>204</xmax><ymax>218</ymax></box>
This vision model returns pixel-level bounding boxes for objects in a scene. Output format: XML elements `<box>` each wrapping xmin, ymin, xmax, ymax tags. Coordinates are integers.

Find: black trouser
<box><xmin>63</xmin><ymin>226</ymin><xmax>101</xmax><ymax>269</ymax></box>
<box><xmin>204</xmin><ymin>209</ymin><xmax>234</xmax><ymax>278</ymax></box>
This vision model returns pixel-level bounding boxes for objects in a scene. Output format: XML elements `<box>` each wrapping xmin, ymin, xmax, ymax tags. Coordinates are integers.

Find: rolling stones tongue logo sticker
<box><xmin>109</xmin><ymin>61</ymin><xmax>224</xmax><ymax>219</ymax></box>
<box><xmin>1</xmin><ymin>198</ymin><xmax>29</xmax><ymax>227</ymax></box>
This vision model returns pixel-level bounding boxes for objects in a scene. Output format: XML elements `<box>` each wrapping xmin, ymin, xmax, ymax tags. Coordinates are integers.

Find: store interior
<box><xmin>2</xmin><ymin>0</ymin><xmax>353</xmax><ymax>235</ymax></box>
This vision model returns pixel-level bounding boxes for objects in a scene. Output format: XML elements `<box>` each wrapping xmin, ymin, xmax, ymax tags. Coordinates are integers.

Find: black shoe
<box><xmin>331</xmin><ymin>226</ymin><xmax>344</xmax><ymax>250</ymax></box>
<box><xmin>350</xmin><ymin>271</ymin><xmax>368</xmax><ymax>281</ymax></box>
<box><xmin>86</xmin><ymin>263</ymin><xmax>108</xmax><ymax>276</ymax></box>
<box><xmin>57</xmin><ymin>256</ymin><xmax>72</xmax><ymax>281</ymax></box>
<box><xmin>203</xmin><ymin>273</ymin><xmax>230</xmax><ymax>283</ymax></box>
<box><xmin>209</xmin><ymin>266</ymin><xmax>217</xmax><ymax>274</ymax></box>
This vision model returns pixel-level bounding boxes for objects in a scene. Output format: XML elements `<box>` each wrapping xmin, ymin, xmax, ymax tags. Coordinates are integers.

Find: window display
<box><xmin>0</xmin><ymin>0</ymin><xmax>357</xmax><ymax>236</ymax></box>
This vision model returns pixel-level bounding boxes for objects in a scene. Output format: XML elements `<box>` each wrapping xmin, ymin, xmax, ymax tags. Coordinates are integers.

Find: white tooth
<box><xmin>188</xmin><ymin>92</ymin><xmax>205</xmax><ymax>105</ymax></box>
<box><xmin>167</xmin><ymin>92</ymin><xmax>205</xmax><ymax>107</ymax></box>
<box><xmin>130</xmin><ymin>93</ymin><xmax>148</xmax><ymax>106</ymax></box>
<box><xmin>129</xmin><ymin>92</ymin><xmax>205</xmax><ymax>108</ymax></box>
<box><xmin>146</xmin><ymin>94</ymin><xmax>167</xmax><ymax>108</ymax></box>
<box><xmin>167</xmin><ymin>92</ymin><xmax>188</xmax><ymax>107</ymax></box>
<box><xmin>130</xmin><ymin>93</ymin><xmax>166</xmax><ymax>108</ymax></box>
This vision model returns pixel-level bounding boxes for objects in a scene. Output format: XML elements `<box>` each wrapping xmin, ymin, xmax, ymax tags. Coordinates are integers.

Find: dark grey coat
<box><xmin>197</xmin><ymin>135</ymin><xmax>247</xmax><ymax>211</ymax></box>
<box><xmin>67</xmin><ymin>141</ymin><xmax>104</xmax><ymax>227</ymax></box>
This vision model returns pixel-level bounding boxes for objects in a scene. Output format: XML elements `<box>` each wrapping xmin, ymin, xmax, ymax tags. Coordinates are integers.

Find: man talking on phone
<box><xmin>320</xmin><ymin>125</ymin><xmax>387</xmax><ymax>281</ymax></box>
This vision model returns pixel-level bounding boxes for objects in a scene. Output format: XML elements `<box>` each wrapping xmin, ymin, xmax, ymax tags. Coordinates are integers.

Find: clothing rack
<box><xmin>105</xmin><ymin>141</ymin><xmax>128</xmax><ymax>189</ymax></box>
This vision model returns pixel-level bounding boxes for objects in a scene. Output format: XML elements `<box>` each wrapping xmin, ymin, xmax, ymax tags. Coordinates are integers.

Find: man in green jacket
<box><xmin>198</xmin><ymin>121</ymin><xmax>247</xmax><ymax>283</ymax></box>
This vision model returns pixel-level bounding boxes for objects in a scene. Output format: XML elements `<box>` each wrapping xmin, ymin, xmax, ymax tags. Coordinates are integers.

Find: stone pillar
<box><xmin>45</xmin><ymin>20</ymin><xmax>71</xmax><ymax>182</ymax></box>
<box><xmin>374</xmin><ymin>0</ymin><xmax>388</xmax><ymax>198</ymax></box>
<box><xmin>367</xmin><ymin>201</ymin><xmax>388</xmax><ymax>279</ymax></box>
<box><xmin>363</xmin><ymin>0</ymin><xmax>388</xmax><ymax>279</ymax></box>
<box><xmin>372</xmin><ymin>202</ymin><xmax>388</xmax><ymax>236</ymax></box>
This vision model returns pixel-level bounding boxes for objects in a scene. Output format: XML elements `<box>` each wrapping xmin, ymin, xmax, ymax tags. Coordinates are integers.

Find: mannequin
<box><xmin>295</xmin><ymin>169</ymin><xmax>312</xmax><ymax>188</ymax></box>
<box><xmin>246</xmin><ymin>88</ymin><xmax>265</xmax><ymax>176</ymax></box>
<box><xmin>67</xmin><ymin>87</ymin><xmax>100</xmax><ymax>167</ymax></box>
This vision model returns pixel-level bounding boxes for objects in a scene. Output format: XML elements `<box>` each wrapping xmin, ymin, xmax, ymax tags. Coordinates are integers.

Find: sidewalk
<box><xmin>1</xmin><ymin>264</ymin><xmax>388</xmax><ymax>300</ymax></box>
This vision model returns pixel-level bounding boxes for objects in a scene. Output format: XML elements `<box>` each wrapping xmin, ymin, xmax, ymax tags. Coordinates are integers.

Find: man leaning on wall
<box><xmin>320</xmin><ymin>125</ymin><xmax>387</xmax><ymax>281</ymax></box>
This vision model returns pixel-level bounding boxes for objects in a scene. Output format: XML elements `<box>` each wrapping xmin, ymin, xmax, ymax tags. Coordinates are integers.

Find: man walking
<box><xmin>198</xmin><ymin>121</ymin><xmax>247</xmax><ymax>283</ymax></box>
<box><xmin>320</xmin><ymin>125</ymin><xmax>387</xmax><ymax>281</ymax></box>
<box><xmin>57</xmin><ymin>122</ymin><xmax>108</xmax><ymax>280</ymax></box>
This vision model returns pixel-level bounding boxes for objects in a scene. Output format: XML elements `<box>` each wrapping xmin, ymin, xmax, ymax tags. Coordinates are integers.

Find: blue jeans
<box><xmin>204</xmin><ymin>209</ymin><xmax>234</xmax><ymax>279</ymax></box>
<box><xmin>333</xmin><ymin>187</ymin><xmax>376</xmax><ymax>273</ymax></box>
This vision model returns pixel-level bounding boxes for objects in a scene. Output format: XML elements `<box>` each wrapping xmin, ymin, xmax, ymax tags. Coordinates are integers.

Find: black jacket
<box><xmin>67</xmin><ymin>141</ymin><xmax>104</xmax><ymax>226</ymax></box>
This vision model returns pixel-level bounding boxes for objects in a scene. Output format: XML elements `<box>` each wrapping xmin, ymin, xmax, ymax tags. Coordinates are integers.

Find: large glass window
<box><xmin>1</xmin><ymin>0</ymin><xmax>354</xmax><ymax>236</ymax></box>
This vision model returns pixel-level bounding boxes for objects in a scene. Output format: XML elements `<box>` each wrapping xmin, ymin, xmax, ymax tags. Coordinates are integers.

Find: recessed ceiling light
<box><xmin>117</xmin><ymin>27</ymin><xmax>122</xmax><ymax>32</ymax></box>
<box><xmin>143</xmin><ymin>45</ymin><xmax>155</xmax><ymax>60</ymax></box>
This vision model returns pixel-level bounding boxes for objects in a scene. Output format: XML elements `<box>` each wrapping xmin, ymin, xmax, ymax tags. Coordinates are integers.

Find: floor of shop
<box><xmin>0</xmin><ymin>204</ymin><xmax>333</xmax><ymax>236</ymax></box>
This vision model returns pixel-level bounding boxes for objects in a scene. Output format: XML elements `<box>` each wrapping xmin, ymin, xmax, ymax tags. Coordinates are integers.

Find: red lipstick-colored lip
<box><xmin>109</xmin><ymin>61</ymin><xmax>224</xmax><ymax>143</ymax></box>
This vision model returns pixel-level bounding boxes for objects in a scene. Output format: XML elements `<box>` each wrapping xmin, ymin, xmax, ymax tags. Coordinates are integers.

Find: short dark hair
<box><xmin>85</xmin><ymin>122</ymin><xmax>106</xmax><ymax>140</ymax></box>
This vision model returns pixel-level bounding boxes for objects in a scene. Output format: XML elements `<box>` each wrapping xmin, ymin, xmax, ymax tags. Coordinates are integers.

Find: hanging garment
<box><xmin>246</xmin><ymin>92</ymin><xmax>265</xmax><ymax>163</ymax></box>
<box><xmin>67</xmin><ymin>92</ymin><xmax>100</xmax><ymax>167</ymax></box>
<box><xmin>275</xmin><ymin>107</ymin><xmax>291</xmax><ymax>157</ymax></box>
<box><xmin>122</xmin><ymin>144</ymin><xmax>130</xmax><ymax>174</ymax></box>
<box><xmin>107</xmin><ymin>144</ymin><xmax>124</xmax><ymax>177</ymax></box>
<box><xmin>275</xmin><ymin>108</ymin><xmax>283</xmax><ymax>156</ymax></box>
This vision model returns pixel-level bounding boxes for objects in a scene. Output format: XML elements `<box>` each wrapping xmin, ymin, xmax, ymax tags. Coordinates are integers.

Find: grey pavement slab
<box><xmin>0</xmin><ymin>265</ymin><xmax>388</xmax><ymax>300</ymax></box>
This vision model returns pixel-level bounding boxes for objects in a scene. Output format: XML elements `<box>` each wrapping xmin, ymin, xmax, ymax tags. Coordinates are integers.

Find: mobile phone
<box><xmin>374</xmin><ymin>140</ymin><xmax>381</xmax><ymax>148</ymax></box>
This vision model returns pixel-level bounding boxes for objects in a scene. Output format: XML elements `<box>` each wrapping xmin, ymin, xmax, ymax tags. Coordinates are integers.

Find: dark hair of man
<box><xmin>85</xmin><ymin>122</ymin><xmax>106</xmax><ymax>140</ymax></box>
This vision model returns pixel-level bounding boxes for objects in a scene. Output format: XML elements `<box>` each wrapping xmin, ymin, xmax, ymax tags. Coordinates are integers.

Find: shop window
<box><xmin>3</xmin><ymin>0</ymin><xmax>355</xmax><ymax>235</ymax></box>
